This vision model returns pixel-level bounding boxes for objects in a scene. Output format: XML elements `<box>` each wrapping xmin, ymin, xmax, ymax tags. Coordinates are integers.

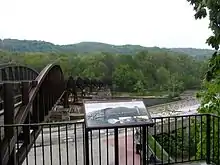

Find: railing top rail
<box><xmin>152</xmin><ymin>113</ymin><xmax>220</xmax><ymax>119</ymax></box>
<box><xmin>0</xmin><ymin>120</ymin><xmax>84</xmax><ymax>127</ymax></box>
<box><xmin>0</xmin><ymin>80</ymin><xmax>36</xmax><ymax>85</ymax></box>
<box><xmin>0</xmin><ymin>113</ymin><xmax>219</xmax><ymax>127</ymax></box>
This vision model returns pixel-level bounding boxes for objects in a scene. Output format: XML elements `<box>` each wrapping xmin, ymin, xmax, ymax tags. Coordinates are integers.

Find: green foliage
<box><xmin>147</xmin><ymin>133</ymin><xmax>171</xmax><ymax>161</ymax></box>
<box><xmin>0</xmin><ymin>39</ymin><xmax>60</xmax><ymax>52</ymax></box>
<box><xmin>187</xmin><ymin>0</ymin><xmax>220</xmax><ymax>50</ymax></box>
<box><xmin>187</xmin><ymin>1</ymin><xmax>220</xmax><ymax>163</ymax></box>
<box><xmin>187</xmin><ymin>0</ymin><xmax>220</xmax><ymax>82</ymax></box>
<box><xmin>134</xmin><ymin>80</ymin><xmax>145</xmax><ymax>95</ymax></box>
<box><xmin>0</xmin><ymin>50</ymin><xmax>206</xmax><ymax>95</ymax></box>
<box><xmin>171</xmin><ymin>48</ymin><xmax>214</xmax><ymax>59</ymax></box>
<box><xmin>154</xmin><ymin>128</ymin><xmax>198</xmax><ymax>160</ymax></box>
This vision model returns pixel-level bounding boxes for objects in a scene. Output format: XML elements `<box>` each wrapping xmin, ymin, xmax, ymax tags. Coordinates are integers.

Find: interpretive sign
<box><xmin>84</xmin><ymin>99</ymin><xmax>153</xmax><ymax>128</ymax></box>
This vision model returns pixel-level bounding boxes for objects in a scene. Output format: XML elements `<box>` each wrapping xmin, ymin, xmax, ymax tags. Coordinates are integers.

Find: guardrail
<box><xmin>0</xmin><ymin>113</ymin><xmax>219</xmax><ymax>165</ymax></box>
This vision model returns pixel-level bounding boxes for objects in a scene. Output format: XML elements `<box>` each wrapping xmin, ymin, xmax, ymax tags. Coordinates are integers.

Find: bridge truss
<box><xmin>0</xmin><ymin>63</ymin><xmax>109</xmax><ymax>165</ymax></box>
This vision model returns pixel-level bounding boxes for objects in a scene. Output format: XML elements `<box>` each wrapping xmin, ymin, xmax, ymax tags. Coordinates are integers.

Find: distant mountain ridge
<box><xmin>0</xmin><ymin>39</ymin><xmax>215</xmax><ymax>57</ymax></box>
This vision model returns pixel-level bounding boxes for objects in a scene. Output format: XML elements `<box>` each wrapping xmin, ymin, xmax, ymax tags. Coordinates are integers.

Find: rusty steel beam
<box><xmin>0</xmin><ymin>63</ymin><xmax>65</xmax><ymax>165</ymax></box>
<box><xmin>0</xmin><ymin>62</ymin><xmax>111</xmax><ymax>165</ymax></box>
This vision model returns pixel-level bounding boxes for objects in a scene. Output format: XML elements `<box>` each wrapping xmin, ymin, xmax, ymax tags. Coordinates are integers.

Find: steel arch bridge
<box><xmin>0</xmin><ymin>63</ymin><xmax>108</xmax><ymax>165</ymax></box>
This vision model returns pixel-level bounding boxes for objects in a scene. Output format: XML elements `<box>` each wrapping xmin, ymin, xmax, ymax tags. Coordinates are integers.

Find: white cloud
<box><xmin>0</xmin><ymin>0</ymin><xmax>212</xmax><ymax>48</ymax></box>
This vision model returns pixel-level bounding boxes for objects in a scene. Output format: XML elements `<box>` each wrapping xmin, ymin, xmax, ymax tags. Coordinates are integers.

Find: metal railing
<box><xmin>0</xmin><ymin>113</ymin><xmax>219</xmax><ymax>165</ymax></box>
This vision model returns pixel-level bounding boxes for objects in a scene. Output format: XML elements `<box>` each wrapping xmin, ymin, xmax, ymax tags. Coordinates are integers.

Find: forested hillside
<box><xmin>0</xmin><ymin>49</ymin><xmax>207</xmax><ymax>96</ymax></box>
<box><xmin>170</xmin><ymin>48</ymin><xmax>214</xmax><ymax>58</ymax></box>
<box><xmin>0</xmin><ymin>39</ymin><xmax>214</xmax><ymax>57</ymax></box>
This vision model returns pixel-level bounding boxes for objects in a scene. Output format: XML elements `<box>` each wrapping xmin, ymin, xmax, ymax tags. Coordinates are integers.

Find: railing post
<box><xmin>142</xmin><ymin>126</ymin><xmax>147</xmax><ymax>165</ymax></box>
<box><xmin>206</xmin><ymin>114</ymin><xmax>211</xmax><ymax>164</ymax></box>
<box><xmin>84</xmin><ymin>128</ymin><xmax>90</xmax><ymax>165</ymax></box>
<box><xmin>3</xmin><ymin>82</ymin><xmax>16</xmax><ymax>165</ymax></box>
<box><xmin>114</xmin><ymin>128</ymin><xmax>119</xmax><ymax>165</ymax></box>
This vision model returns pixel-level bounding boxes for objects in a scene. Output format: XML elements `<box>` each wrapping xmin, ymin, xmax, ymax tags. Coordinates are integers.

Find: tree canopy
<box><xmin>0</xmin><ymin>50</ymin><xmax>207</xmax><ymax>96</ymax></box>
<box><xmin>187</xmin><ymin>0</ymin><xmax>220</xmax><ymax>113</ymax></box>
<box><xmin>187</xmin><ymin>1</ymin><xmax>220</xmax><ymax>163</ymax></box>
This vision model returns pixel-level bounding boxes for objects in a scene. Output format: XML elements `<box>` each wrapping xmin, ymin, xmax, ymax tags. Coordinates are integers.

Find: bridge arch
<box><xmin>0</xmin><ymin>62</ymin><xmax>111</xmax><ymax>164</ymax></box>
<box><xmin>0</xmin><ymin>63</ymin><xmax>65</xmax><ymax>165</ymax></box>
<box><xmin>0</xmin><ymin>63</ymin><xmax>39</xmax><ymax>81</ymax></box>
<box><xmin>26</xmin><ymin>63</ymin><xmax>65</xmax><ymax>123</ymax></box>
<box><xmin>0</xmin><ymin>63</ymin><xmax>39</xmax><ymax>102</ymax></box>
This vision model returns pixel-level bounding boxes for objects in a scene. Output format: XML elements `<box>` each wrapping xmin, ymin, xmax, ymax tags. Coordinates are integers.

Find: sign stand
<box><xmin>83</xmin><ymin>99</ymin><xmax>155</xmax><ymax>165</ymax></box>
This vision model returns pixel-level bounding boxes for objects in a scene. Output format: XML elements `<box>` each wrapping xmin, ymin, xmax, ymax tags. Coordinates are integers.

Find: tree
<box><xmin>155</xmin><ymin>67</ymin><xmax>170</xmax><ymax>90</ymax></box>
<box><xmin>112</xmin><ymin>64</ymin><xmax>144</xmax><ymax>92</ymax></box>
<box><xmin>187</xmin><ymin>1</ymin><xmax>220</xmax><ymax>163</ymax></box>
<box><xmin>187</xmin><ymin>0</ymin><xmax>220</xmax><ymax>117</ymax></box>
<box><xmin>167</xmin><ymin>73</ymin><xmax>184</xmax><ymax>96</ymax></box>
<box><xmin>0</xmin><ymin>48</ymin><xmax>206</xmax><ymax>95</ymax></box>
<box><xmin>187</xmin><ymin>0</ymin><xmax>220</xmax><ymax>82</ymax></box>
<box><xmin>134</xmin><ymin>80</ymin><xmax>145</xmax><ymax>95</ymax></box>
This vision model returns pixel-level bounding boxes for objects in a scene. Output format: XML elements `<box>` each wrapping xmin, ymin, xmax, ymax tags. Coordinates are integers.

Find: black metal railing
<box><xmin>0</xmin><ymin>113</ymin><xmax>219</xmax><ymax>165</ymax></box>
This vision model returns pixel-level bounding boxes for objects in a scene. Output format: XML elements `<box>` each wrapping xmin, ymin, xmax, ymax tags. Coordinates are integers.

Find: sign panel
<box><xmin>84</xmin><ymin>100</ymin><xmax>153</xmax><ymax>128</ymax></box>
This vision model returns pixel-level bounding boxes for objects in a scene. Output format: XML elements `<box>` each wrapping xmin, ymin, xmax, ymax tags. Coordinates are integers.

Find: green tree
<box><xmin>113</xmin><ymin>64</ymin><xmax>144</xmax><ymax>92</ymax></box>
<box><xmin>187</xmin><ymin>0</ymin><xmax>220</xmax><ymax>163</ymax></box>
<box><xmin>0</xmin><ymin>48</ymin><xmax>207</xmax><ymax>95</ymax></box>
<box><xmin>134</xmin><ymin>80</ymin><xmax>145</xmax><ymax>95</ymax></box>
<box><xmin>155</xmin><ymin>66</ymin><xmax>170</xmax><ymax>90</ymax></box>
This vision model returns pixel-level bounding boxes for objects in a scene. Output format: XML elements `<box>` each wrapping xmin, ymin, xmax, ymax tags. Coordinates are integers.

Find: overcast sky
<box><xmin>0</xmin><ymin>0</ymin><xmax>212</xmax><ymax>48</ymax></box>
